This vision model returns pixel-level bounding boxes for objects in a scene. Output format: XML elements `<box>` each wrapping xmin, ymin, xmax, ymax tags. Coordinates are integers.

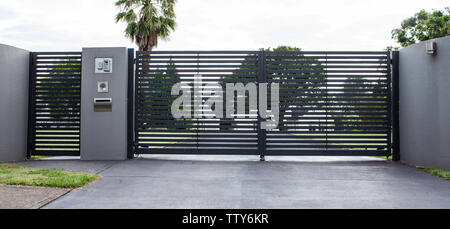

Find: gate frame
<box><xmin>127</xmin><ymin>48</ymin><xmax>136</xmax><ymax>159</ymax></box>
<box><xmin>257</xmin><ymin>50</ymin><xmax>267</xmax><ymax>160</ymax></box>
<box><xmin>26</xmin><ymin>52</ymin><xmax>36</xmax><ymax>159</ymax></box>
<box><xmin>392</xmin><ymin>50</ymin><xmax>400</xmax><ymax>161</ymax></box>
<box><xmin>27</xmin><ymin>51</ymin><xmax>83</xmax><ymax>158</ymax></box>
<box><xmin>130</xmin><ymin>50</ymin><xmax>396</xmax><ymax>159</ymax></box>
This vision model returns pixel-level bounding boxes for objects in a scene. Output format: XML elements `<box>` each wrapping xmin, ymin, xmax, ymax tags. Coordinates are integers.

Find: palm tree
<box><xmin>115</xmin><ymin>0</ymin><xmax>177</xmax><ymax>51</ymax></box>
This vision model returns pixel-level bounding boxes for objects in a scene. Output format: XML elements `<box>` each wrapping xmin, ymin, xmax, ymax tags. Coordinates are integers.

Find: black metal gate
<box><xmin>134</xmin><ymin>51</ymin><xmax>391</xmax><ymax>157</ymax></box>
<box><xmin>27</xmin><ymin>52</ymin><xmax>82</xmax><ymax>157</ymax></box>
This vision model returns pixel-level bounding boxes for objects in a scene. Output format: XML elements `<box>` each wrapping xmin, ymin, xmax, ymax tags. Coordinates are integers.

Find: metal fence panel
<box><xmin>264</xmin><ymin>51</ymin><xmax>390</xmax><ymax>157</ymax></box>
<box><xmin>28</xmin><ymin>52</ymin><xmax>82</xmax><ymax>157</ymax></box>
<box><xmin>135</xmin><ymin>51</ymin><xmax>260</xmax><ymax>155</ymax></box>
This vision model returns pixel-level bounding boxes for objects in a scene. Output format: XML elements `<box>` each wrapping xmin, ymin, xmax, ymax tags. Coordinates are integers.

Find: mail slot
<box><xmin>94</xmin><ymin>98</ymin><xmax>112</xmax><ymax>112</ymax></box>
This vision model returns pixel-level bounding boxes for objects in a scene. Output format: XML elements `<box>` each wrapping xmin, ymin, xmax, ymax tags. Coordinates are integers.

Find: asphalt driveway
<box><xmin>17</xmin><ymin>156</ymin><xmax>450</xmax><ymax>209</ymax></box>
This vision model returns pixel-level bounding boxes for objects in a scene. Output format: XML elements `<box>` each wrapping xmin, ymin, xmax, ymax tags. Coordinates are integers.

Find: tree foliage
<box><xmin>392</xmin><ymin>7</ymin><xmax>450</xmax><ymax>47</ymax></box>
<box><xmin>115</xmin><ymin>0</ymin><xmax>177</xmax><ymax>51</ymax></box>
<box><xmin>234</xmin><ymin>46</ymin><xmax>324</xmax><ymax>130</ymax></box>
<box><xmin>263</xmin><ymin>46</ymin><xmax>324</xmax><ymax>131</ymax></box>
<box><xmin>41</xmin><ymin>59</ymin><xmax>81</xmax><ymax>125</ymax></box>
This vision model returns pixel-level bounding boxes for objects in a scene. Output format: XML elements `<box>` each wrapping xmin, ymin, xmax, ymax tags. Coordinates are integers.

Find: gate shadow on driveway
<box><xmin>17</xmin><ymin>156</ymin><xmax>450</xmax><ymax>209</ymax></box>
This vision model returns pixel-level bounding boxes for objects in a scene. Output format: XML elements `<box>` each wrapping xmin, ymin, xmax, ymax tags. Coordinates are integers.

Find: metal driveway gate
<box><xmin>27</xmin><ymin>52</ymin><xmax>82</xmax><ymax>157</ymax></box>
<box><xmin>134</xmin><ymin>51</ymin><xmax>391</xmax><ymax>157</ymax></box>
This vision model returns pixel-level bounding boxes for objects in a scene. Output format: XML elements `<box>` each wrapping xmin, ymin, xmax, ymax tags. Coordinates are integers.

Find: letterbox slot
<box><xmin>94</xmin><ymin>98</ymin><xmax>112</xmax><ymax>112</ymax></box>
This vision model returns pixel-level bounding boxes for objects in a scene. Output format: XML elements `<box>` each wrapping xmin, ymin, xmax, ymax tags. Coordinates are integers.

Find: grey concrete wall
<box><xmin>399</xmin><ymin>36</ymin><xmax>450</xmax><ymax>170</ymax></box>
<box><xmin>0</xmin><ymin>44</ymin><xmax>30</xmax><ymax>162</ymax></box>
<box><xmin>80</xmin><ymin>47</ymin><xmax>128</xmax><ymax>161</ymax></box>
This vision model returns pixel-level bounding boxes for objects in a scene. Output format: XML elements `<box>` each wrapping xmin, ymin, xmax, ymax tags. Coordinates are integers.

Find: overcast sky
<box><xmin>0</xmin><ymin>0</ymin><xmax>448</xmax><ymax>51</ymax></box>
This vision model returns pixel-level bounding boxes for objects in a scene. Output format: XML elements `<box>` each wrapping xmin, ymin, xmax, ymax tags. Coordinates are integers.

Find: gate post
<box><xmin>26</xmin><ymin>52</ymin><xmax>36</xmax><ymax>159</ymax></box>
<box><xmin>391</xmin><ymin>51</ymin><xmax>400</xmax><ymax>161</ymax></box>
<box><xmin>127</xmin><ymin>48</ymin><xmax>135</xmax><ymax>159</ymax></box>
<box><xmin>257</xmin><ymin>51</ymin><xmax>267</xmax><ymax>161</ymax></box>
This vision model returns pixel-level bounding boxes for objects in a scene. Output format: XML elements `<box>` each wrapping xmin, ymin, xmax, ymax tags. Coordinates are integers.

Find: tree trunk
<box><xmin>141</xmin><ymin>45</ymin><xmax>153</xmax><ymax>52</ymax></box>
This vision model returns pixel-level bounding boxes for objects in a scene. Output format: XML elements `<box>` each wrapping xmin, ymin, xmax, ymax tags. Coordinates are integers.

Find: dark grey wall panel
<box><xmin>399</xmin><ymin>36</ymin><xmax>450</xmax><ymax>170</ymax></box>
<box><xmin>0</xmin><ymin>44</ymin><xmax>29</xmax><ymax>162</ymax></box>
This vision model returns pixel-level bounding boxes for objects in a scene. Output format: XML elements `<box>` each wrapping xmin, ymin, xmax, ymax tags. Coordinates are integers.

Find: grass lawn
<box><xmin>423</xmin><ymin>168</ymin><xmax>450</xmax><ymax>180</ymax></box>
<box><xmin>31</xmin><ymin>156</ymin><xmax>53</xmax><ymax>160</ymax></box>
<box><xmin>0</xmin><ymin>164</ymin><xmax>100</xmax><ymax>189</ymax></box>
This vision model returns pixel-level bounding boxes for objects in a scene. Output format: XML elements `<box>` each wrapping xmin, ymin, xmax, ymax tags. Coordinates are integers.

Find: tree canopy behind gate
<box><xmin>391</xmin><ymin>7</ymin><xmax>450</xmax><ymax>47</ymax></box>
<box><xmin>231</xmin><ymin>46</ymin><xmax>325</xmax><ymax>131</ymax></box>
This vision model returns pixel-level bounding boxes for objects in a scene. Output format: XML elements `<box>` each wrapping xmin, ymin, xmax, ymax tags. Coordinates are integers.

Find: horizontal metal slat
<box><xmin>266</xmin><ymin>51</ymin><xmax>388</xmax><ymax>55</ymax></box>
<box><xmin>266</xmin><ymin>55</ymin><xmax>387</xmax><ymax>60</ymax></box>
<box><xmin>33</xmin><ymin>151</ymin><xmax>80</xmax><ymax>156</ymax></box>
<box><xmin>138</xmin><ymin>55</ymin><xmax>258</xmax><ymax>59</ymax></box>
<box><xmin>267</xmin><ymin>130</ymin><xmax>387</xmax><ymax>134</ymax></box>
<box><xmin>34</xmin><ymin>132</ymin><xmax>79</xmax><ymax>136</ymax></box>
<box><xmin>139</xmin><ymin>60</ymin><xmax>258</xmax><ymax>64</ymax></box>
<box><xmin>135</xmin><ymin>148</ymin><xmax>259</xmax><ymax>155</ymax></box>
<box><xmin>36</xmin><ymin>78</ymin><xmax>81</xmax><ymax>82</ymax></box>
<box><xmin>266</xmin><ymin>134</ymin><xmax>387</xmax><ymax>139</ymax></box>
<box><xmin>35</xmin><ymin>56</ymin><xmax>81</xmax><ymax>60</ymax></box>
<box><xmin>138</xmin><ymin>51</ymin><xmax>259</xmax><ymax>54</ymax></box>
<box><xmin>36</xmin><ymin>61</ymin><xmax>81</xmax><ymax>65</ymax></box>
<box><xmin>267</xmin><ymin>140</ymin><xmax>387</xmax><ymax>144</ymax></box>
<box><xmin>267</xmin><ymin>65</ymin><xmax>387</xmax><ymax>70</ymax></box>
<box><xmin>138</xmin><ymin>133</ymin><xmax>258</xmax><ymax>138</ymax></box>
<box><xmin>36</xmin><ymin>74</ymin><xmax>81</xmax><ymax>78</ymax></box>
<box><xmin>35</xmin><ymin>127</ymin><xmax>80</xmax><ymax>131</ymax></box>
<box><xmin>35</xmin><ymin>136</ymin><xmax>80</xmax><ymax>140</ymax></box>
<box><xmin>264</xmin><ymin>144</ymin><xmax>382</xmax><ymax>149</ymax></box>
<box><xmin>145</xmin><ymin>64</ymin><xmax>252</xmax><ymax>68</ymax></box>
<box><xmin>264</xmin><ymin>150</ymin><xmax>388</xmax><ymax>157</ymax></box>
<box><xmin>267</xmin><ymin>69</ymin><xmax>387</xmax><ymax>74</ymax></box>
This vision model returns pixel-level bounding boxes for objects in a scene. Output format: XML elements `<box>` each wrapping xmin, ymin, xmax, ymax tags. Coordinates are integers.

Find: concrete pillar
<box><xmin>80</xmin><ymin>47</ymin><xmax>129</xmax><ymax>161</ymax></box>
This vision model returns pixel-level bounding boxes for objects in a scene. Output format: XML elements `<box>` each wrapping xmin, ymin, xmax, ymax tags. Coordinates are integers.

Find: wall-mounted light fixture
<box><xmin>426</xmin><ymin>41</ymin><xmax>437</xmax><ymax>55</ymax></box>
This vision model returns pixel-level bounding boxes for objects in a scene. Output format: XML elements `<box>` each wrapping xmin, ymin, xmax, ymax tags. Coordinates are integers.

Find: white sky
<box><xmin>0</xmin><ymin>0</ymin><xmax>448</xmax><ymax>51</ymax></box>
